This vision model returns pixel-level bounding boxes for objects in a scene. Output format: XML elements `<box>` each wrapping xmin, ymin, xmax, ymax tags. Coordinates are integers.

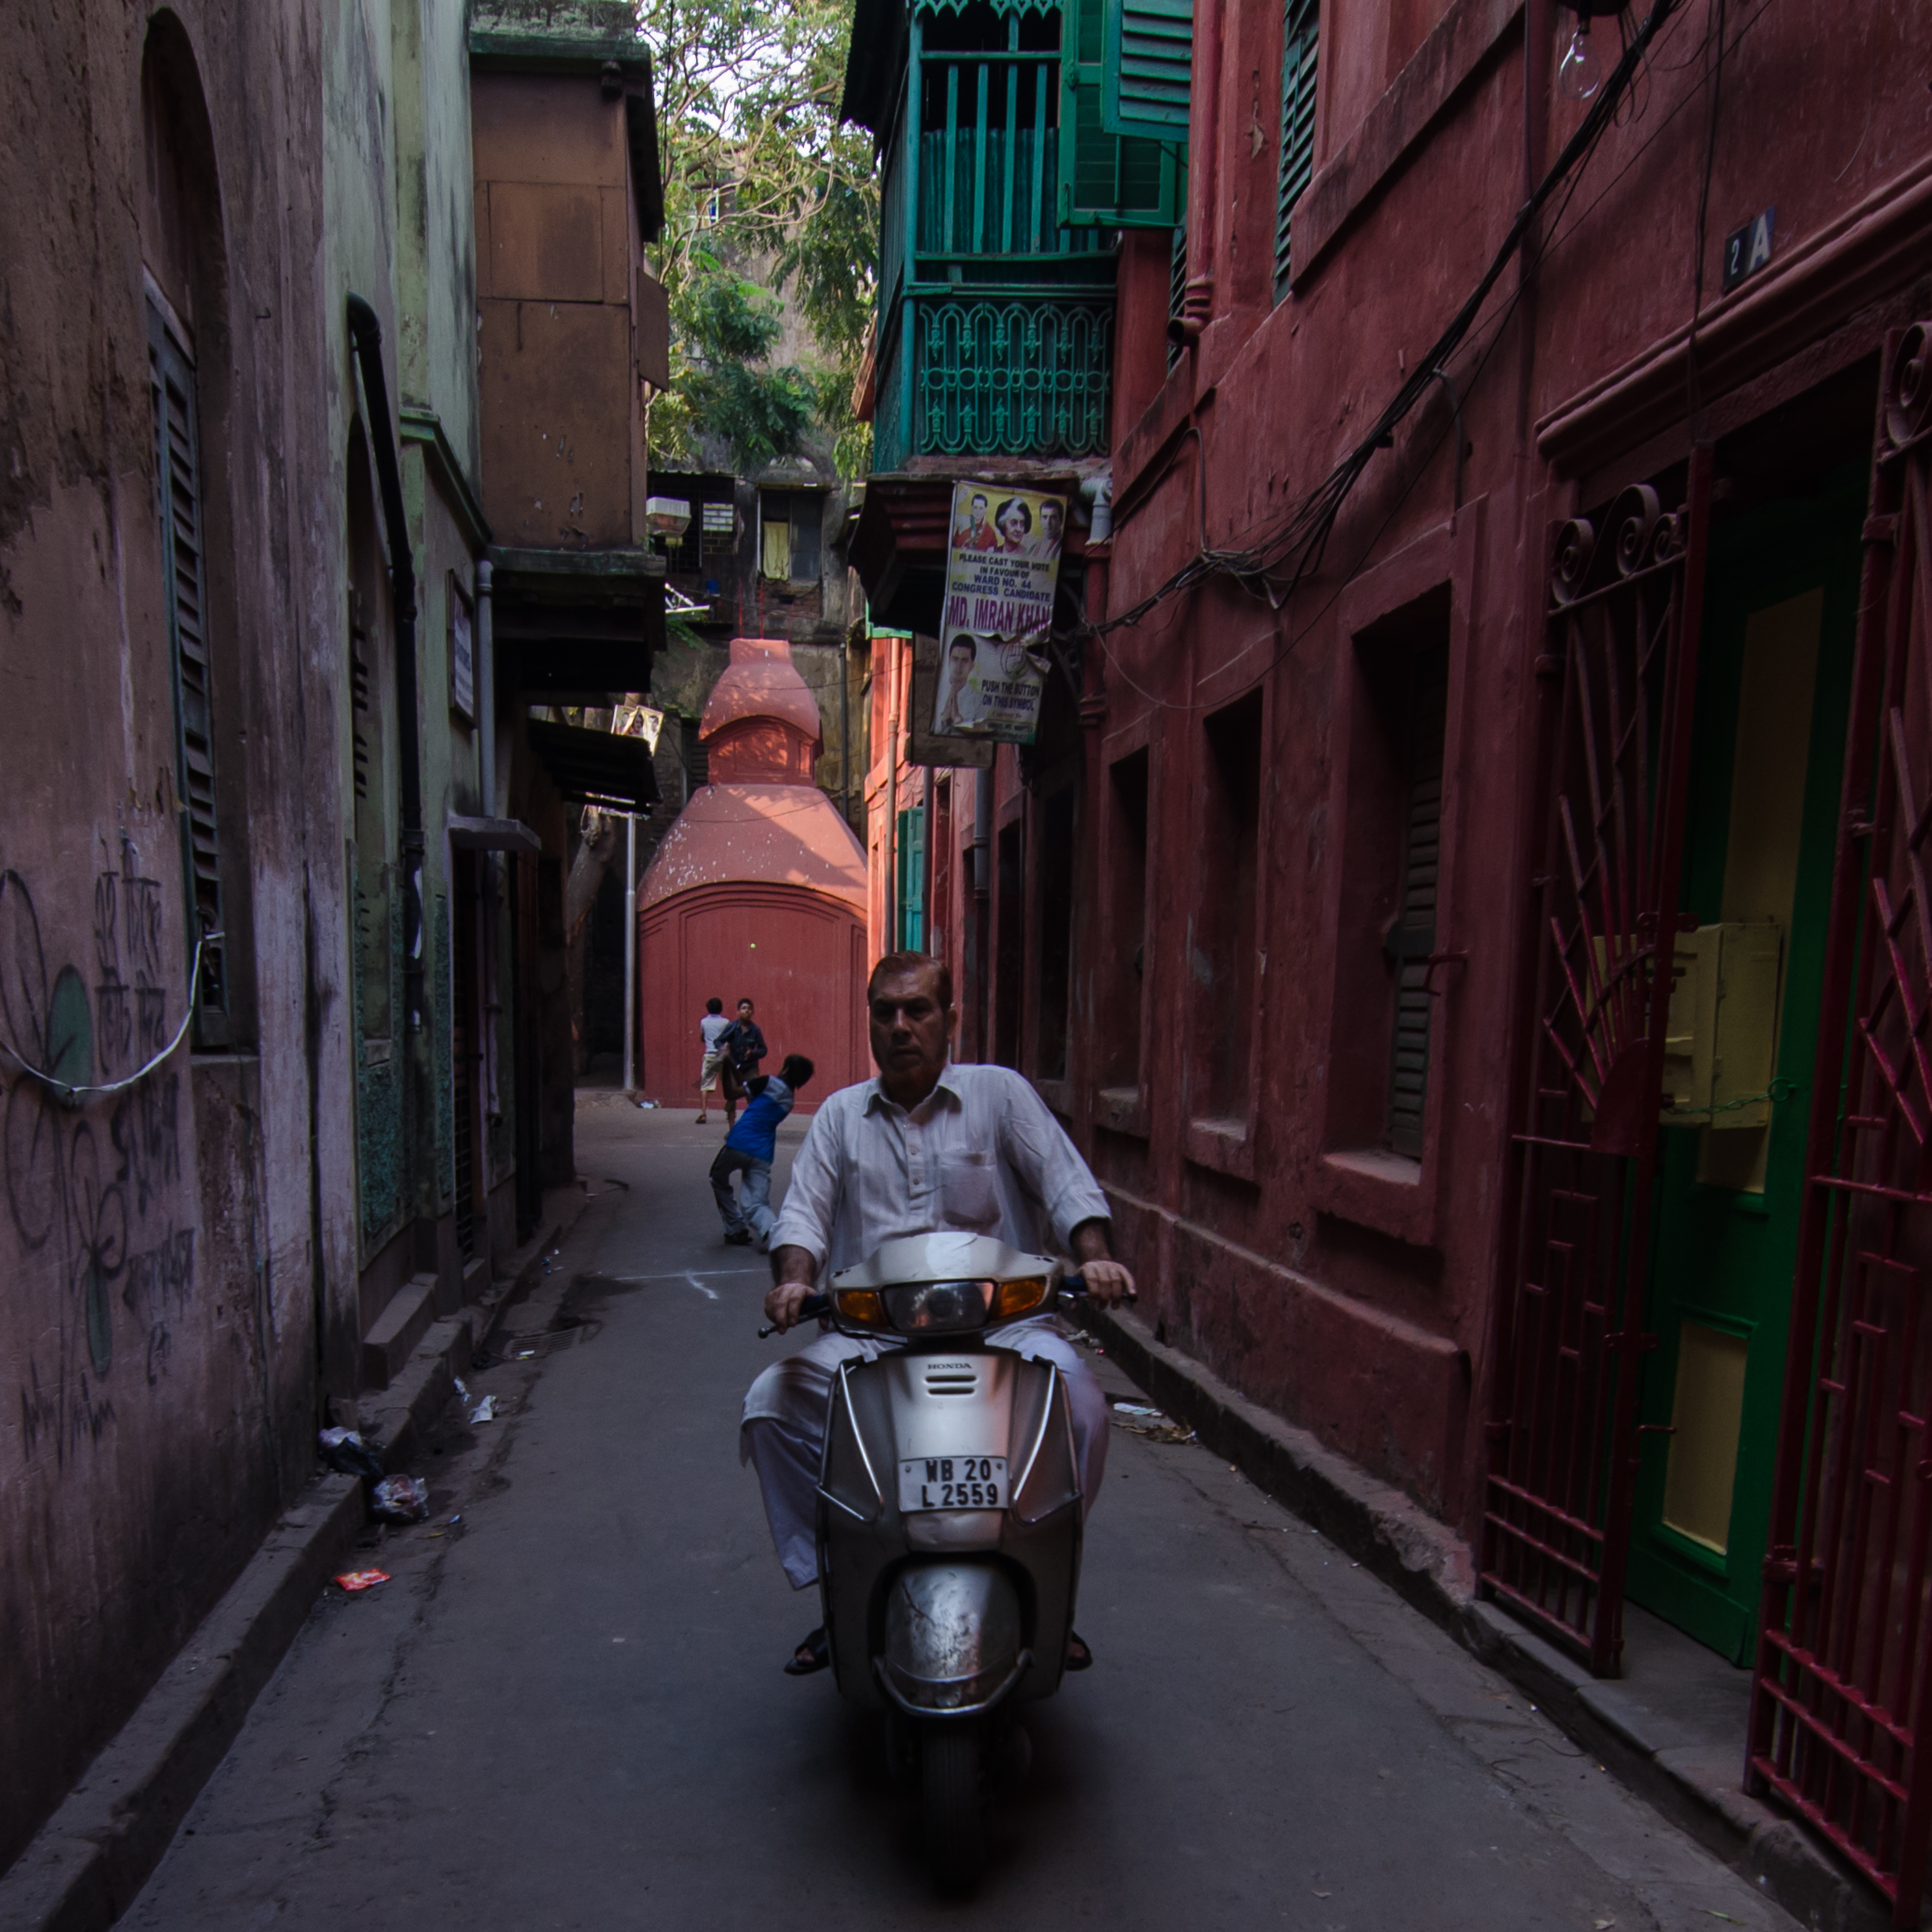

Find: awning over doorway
<box><xmin>491</xmin><ymin>546</ymin><xmax>666</xmax><ymax>701</ymax></box>
<box><xmin>447</xmin><ymin>814</ymin><xmax>541</xmax><ymax>853</ymax></box>
<box><xmin>526</xmin><ymin>720</ymin><xmax>661</xmax><ymax>813</ymax></box>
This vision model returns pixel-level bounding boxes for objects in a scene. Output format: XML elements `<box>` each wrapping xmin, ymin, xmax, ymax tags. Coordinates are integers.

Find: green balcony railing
<box><xmin>870</xmin><ymin>1</ymin><xmax>1119</xmax><ymax>473</ymax></box>
<box><xmin>913</xmin><ymin>294</ymin><xmax>1112</xmax><ymax>460</ymax></box>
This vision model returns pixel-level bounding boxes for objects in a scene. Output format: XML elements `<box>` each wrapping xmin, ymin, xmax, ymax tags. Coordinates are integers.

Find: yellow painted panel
<box><xmin>1696</xmin><ymin>587</ymin><xmax>1823</xmax><ymax>1189</ymax></box>
<box><xmin>1662</xmin><ymin>1321</ymin><xmax>1750</xmax><ymax>1553</ymax></box>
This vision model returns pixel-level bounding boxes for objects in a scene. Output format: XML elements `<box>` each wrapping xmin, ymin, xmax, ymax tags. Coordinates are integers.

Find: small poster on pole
<box><xmin>932</xmin><ymin>481</ymin><xmax>1067</xmax><ymax>745</ymax></box>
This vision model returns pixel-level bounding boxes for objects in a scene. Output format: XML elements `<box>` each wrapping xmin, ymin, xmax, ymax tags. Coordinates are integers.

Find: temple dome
<box><xmin>640</xmin><ymin>637</ymin><xmax>865</xmax><ymax>912</ymax></box>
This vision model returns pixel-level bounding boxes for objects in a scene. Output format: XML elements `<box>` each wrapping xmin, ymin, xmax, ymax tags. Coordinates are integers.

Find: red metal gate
<box><xmin>1481</xmin><ymin>452</ymin><xmax>1713</xmax><ymax>1676</ymax></box>
<box><xmin>1748</xmin><ymin>325</ymin><xmax>1932</xmax><ymax>1922</ymax></box>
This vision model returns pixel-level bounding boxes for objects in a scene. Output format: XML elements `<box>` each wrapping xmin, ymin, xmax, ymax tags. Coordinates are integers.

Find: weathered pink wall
<box><xmin>0</xmin><ymin>1</ymin><xmax>357</xmax><ymax>1868</ymax></box>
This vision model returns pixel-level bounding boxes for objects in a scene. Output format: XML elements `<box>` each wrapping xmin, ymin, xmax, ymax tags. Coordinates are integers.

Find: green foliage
<box><xmin>638</xmin><ymin>0</ymin><xmax>878</xmax><ymax>476</ymax></box>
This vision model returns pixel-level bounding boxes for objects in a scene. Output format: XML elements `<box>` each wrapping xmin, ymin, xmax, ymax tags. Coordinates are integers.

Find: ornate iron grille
<box><xmin>1749</xmin><ymin>326</ymin><xmax>1932</xmax><ymax>1923</ymax></box>
<box><xmin>1482</xmin><ymin>455</ymin><xmax>1713</xmax><ymax>1676</ymax></box>
<box><xmin>914</xmin><ymin>295</ymin><xmax>1112</xmax><ymax>458</ymax></box>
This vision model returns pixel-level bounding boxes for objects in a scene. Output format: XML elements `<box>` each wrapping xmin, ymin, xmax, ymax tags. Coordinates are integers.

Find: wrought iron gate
<box><xmin>1481</xmin><ymin>451</ymin><xmax>1713</xmax><ymax>1676</ymax></box>
<box><xmin>1748</xmin><ymin>325</ymin><xmax>1932</xmax><ymax>1923</ymax></box>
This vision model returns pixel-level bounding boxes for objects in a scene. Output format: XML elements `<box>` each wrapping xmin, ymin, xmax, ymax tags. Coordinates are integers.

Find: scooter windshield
<box><xmin>883</xmin><ymin>1280</ymin><xmax>995</xmax><ymax>1333</ymax></box>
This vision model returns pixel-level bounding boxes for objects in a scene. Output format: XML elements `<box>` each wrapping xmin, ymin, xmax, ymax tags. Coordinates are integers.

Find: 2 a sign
<box><xmin>1722</xmin><ymin>207</ymin><xmax>1775</xmax><ymax>293</ymax></box>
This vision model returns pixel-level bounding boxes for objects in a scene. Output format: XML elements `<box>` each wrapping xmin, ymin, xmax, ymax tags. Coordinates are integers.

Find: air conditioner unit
<box><xmin>645</xmin><ymin>495</ymin><xmax>692</xmax><ymax>540</ymax></box>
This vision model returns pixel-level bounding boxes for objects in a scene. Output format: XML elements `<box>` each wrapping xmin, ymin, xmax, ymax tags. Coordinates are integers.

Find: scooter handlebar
<box><xmin>758</xmin><ymin>1292</ymin><xmax>828</xmax><ymax>1339</ymax></box>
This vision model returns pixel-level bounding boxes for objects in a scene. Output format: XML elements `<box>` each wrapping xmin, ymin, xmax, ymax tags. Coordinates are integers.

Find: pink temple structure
<box><xmin>637</xmin><ymin>638</ymin><xmax>869</xmax><ymax>1109</ymax></box>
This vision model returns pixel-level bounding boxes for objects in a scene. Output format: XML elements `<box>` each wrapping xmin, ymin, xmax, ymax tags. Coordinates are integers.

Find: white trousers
<box><xmin>741</xmin><ymin>1319</ymin><xmax>1109</xmax><ymax>1590</ymax></box>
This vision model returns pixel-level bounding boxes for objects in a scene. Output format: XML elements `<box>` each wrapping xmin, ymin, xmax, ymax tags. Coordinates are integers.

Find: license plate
<box><xmin>898</xmin><ymin>1455</ymin><xmax>1008</xmax><ymax>1512</ymax></box>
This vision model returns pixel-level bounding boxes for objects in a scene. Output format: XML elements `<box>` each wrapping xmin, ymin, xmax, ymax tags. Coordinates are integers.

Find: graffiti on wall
<box><xmin>3</xmin><ymin>849</ymin><xmax>197</xmax><ymax>1466</ymax></box>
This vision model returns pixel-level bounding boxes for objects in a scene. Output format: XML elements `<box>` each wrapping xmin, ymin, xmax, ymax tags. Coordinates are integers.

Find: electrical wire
<box><xmin>0</xmin><ymin>929</ymin><xmax>217</xmax><ymax>1107</ymax></box>
<box><xmin>1078</xmin><ymin>0</ymin><xmax>1690</xmax><ymax>679</ymax></box>
<box><xmin>1084</xmin><ymin>1</ymin><xmax>1640</xmax><ymax>713</ymax></box>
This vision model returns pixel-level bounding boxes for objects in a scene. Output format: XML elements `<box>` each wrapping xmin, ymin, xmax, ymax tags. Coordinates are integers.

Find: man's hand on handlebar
<box><xmin>1070</xmin><ymin>1220</ymin><xmax>1135</xmax><ymax>1307</ymax></box>
<box><xmin>764</xmin><ymin>1245</ymin><xmax>820</xmax><ymax>1333</ymax></box>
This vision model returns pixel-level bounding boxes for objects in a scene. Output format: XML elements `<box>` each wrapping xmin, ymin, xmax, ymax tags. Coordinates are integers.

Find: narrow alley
<box><xmin>124</xmin><ymin>1099</ymin><xmax>1785</xmax><ymax>1931</ymax></box>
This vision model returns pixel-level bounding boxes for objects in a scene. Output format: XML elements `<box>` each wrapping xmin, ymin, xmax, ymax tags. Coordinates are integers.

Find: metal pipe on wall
<box><xmin>476</xmin><ymin>558</ymin><xmax>496</xmax><ymax>813</ymax></box>
<box><xmin>622</xmin><ymin>812</ymin><xmax>638</xmax><ymax>1095</ymax></box>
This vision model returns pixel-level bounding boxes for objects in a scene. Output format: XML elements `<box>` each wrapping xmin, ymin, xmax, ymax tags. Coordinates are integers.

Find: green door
<box><xmin>1624</xmin><ymin>461</ymin><xmax>1866</xmax><ymax>1662</ymax></box>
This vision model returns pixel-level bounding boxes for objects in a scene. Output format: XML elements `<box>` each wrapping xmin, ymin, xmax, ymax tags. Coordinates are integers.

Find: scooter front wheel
<box><xmin>920</xmin><ymin>1722</ymin><xmax>985</xmax><ymax>1890</ymax></box>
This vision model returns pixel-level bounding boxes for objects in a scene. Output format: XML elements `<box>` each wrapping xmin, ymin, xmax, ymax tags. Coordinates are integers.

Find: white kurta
<box><xmin>743</xmin><ymin>1063</ymin><xmax>1114</xmax><ymax>1589</ymax></box>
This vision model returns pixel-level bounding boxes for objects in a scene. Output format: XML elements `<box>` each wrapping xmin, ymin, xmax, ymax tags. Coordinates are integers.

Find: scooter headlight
<box><xmin>883</xmin><ymin>1280</ymin><xmax>995</xmax><ymax>1333</ymax></box>
<box><xmin>832</xmin><ymin>1288</ymin><xmax>889</xmax><ymax>1331</ymax></box>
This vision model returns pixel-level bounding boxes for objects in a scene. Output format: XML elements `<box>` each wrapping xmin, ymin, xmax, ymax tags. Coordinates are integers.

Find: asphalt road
<box><xmin>126</xmin><ymin>1094</ymin><xmax>1794</xmax><ymax>1930</ymax></box>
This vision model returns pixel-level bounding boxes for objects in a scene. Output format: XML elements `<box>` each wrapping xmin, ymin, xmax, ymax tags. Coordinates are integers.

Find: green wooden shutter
<box><xmin>1274</xmin><ymin>0</ymin><xmax>1319</xmax><ymax>296</ymax></box>
<box><xmin>1384</xmin><ymin>644</ymin><xmax>1447</xmax><ymax>1160</ymax></box>
<box><xmin>1103</xmin><ymin>0</ymin><xmax>1192</xmax><ymax>141</ymax></box>
<box><xmin>148</xmin><ymin>302</ymin><xmax>229</xmax><ymax>1034</ymax></box>
<box><xmin>896</xmin><ymin>807</ymin><xmax>927</xmax><ymax>951</ymax></box>
<box><xmin>1059</xmin><ymin>0</ymin><xmax>1184</xmax><ymax>229</ymax></box>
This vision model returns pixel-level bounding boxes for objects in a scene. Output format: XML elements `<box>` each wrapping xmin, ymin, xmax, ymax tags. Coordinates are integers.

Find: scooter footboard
<box><xmin>876</xmin><ymin>1561</ymin><xmax>1030</xmax><ymax>1717</ymax></box>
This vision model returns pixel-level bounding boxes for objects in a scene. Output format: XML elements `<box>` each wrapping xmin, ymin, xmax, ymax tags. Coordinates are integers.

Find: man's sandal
<box><xmin>784</xmin><ymin>1626</ymin><xmax>830</xmax><ymax>1675</ymax></box>
<box><xmin>1065</xmin><ymin>1631</ymin><xmax>1094</xmax><ymax>1671</ymax></box>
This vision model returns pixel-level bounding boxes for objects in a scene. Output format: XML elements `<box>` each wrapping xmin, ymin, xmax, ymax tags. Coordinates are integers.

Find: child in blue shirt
<box><xmin>711</xmin><ymin>1054</ymin><xmax>814</xmax><ymax>1249</ymax></box>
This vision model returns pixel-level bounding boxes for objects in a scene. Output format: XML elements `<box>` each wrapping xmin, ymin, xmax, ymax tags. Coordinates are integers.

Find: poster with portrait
<box><xmin>932</xmin><ymin>480</ymin><xmax>1067</xmax><ymax>745</ymax></box>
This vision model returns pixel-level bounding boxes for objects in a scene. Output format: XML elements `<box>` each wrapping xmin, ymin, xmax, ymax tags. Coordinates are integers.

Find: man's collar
<box><xmin>862</xmin><ymin>1064</ymin><xmax>966</xmax><ymax>1116</ymax></box>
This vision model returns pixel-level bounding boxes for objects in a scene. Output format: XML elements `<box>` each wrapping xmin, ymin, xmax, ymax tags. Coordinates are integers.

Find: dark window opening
<box><xmin>1035</xmin><ymin>788</ymin><xmax>1076</xmax><ymax>1080</ymax></box>
<box><xmin>1330</xmin><ymin>585</ymin><xmax>1451</xmax><ymax>1162</ymax></box>
<box><xmin>1385</xmin><ymin>646</ymin><xmax>1447</xmax><ymax>1157</ymax></box>
<box><xmin>760</xmin><ymin>491</ymin><xmax>824</xmax><ymax>584</ymax></box>
<box><xmin>148</xmin><ymin>304</ymin><xmax>229</xmax><ymax>1040</ymax></box>
<box><xmin>1275</xmin><ymin>0</ymin><xmax>1319</xmax><ymax>299</ymax></box>
<box><xmin>1195</xmin><ymin>693</ymin><xmax>1264</xmax><ymax>1124</ymax></box>
<box><xmin>1104</xmin><ymin>748</ymin><xmax>1150</xmax><ymax>1088</ymax></box>
<box><xmin>348</xmin><ymin>434</ymin><xmax>392</xmax><ymax>1045</ymax></box>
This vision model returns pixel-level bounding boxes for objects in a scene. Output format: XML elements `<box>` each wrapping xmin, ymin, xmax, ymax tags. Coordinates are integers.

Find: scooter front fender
<box><xmin>876</xmin><ymin>1561</ymin><xmax>1031</xmax><ymax>1717</ymax></box>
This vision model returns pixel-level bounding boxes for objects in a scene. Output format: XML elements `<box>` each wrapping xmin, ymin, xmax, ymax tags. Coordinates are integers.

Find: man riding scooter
<box><xmin>742</xmin><ymin>950</ymin><xmax>1135</xmax><ymax>1675</ymax></box>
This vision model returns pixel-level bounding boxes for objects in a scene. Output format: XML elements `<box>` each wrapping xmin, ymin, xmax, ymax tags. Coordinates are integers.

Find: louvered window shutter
<box><xmin>896</xmin><ymin>807</ymin><xmax>927</xmax><ymax>951</ymax></box>
<box><xmin>1274</xmin><ymin>0</ymin><xmax>1319</xmax><ymax>298</ymax></box>
<box><xmin>148</xmin><ymin>303</ymin><xmax>229</xmax><ymax>1035</ymax></box>
<box><xmin>1103</xmin><ymin>0</ymin><xmax>1192</xmax><ymax>141</ymax></box>
<box><xmin>1059</xmin><ymin>0</ymin><xmax>1185</xmax><ymax>230</ymax></box>
<box><xmin>1384</xmin><ymin>644</ymin><xmax>1447</xmax><ymax>1159</ymax></box>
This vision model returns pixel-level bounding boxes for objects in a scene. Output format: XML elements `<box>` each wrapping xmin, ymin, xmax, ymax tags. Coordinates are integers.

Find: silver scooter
<box><xmin>762</xmin><ymin>1231</ymin><xmax>1090</xmax><ymax>1888</ymax></box>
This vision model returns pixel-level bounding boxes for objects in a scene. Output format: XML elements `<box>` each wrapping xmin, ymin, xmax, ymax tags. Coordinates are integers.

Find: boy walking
<box><xmin>711</xmin><ymin>1054</ymin><xmax>813</xmax><ymax>1249</ymax></box>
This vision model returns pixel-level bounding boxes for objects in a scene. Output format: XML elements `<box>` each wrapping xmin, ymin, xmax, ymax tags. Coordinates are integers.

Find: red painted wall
<box><xmin>639</xmin><ymin>881</ymin><xmax>868</xmax><ymax>1109</ymax></box>
<box><xmin>862</xmin><ymin>0</ymin><xmax>1932</xmax><ymax>1546</ymax></box>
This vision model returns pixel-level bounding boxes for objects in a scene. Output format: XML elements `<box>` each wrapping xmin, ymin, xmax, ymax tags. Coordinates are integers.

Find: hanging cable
<box><xmin>1087</xmin><ymin>0</ymin><xmax>1687</xmax><ymax>651</ymax></box>
<box><xmin>0</xmin><ymin>929</ymin><xmax>217</xmax><ymax>1107</ymax></box>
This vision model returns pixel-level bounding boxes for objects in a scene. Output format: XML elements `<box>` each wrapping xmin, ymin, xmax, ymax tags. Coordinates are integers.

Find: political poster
<box><xmin>932</xmin><ymin>480</ymin><xmax>1067</xmax><ymax>745</ymax></box>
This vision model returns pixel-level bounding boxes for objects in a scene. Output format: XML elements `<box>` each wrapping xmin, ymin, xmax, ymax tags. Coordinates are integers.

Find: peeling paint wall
<box><xmin>0</xmin><ymin>0</ymin><xmax>354</xmax><ymax>1869</ymax></box>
